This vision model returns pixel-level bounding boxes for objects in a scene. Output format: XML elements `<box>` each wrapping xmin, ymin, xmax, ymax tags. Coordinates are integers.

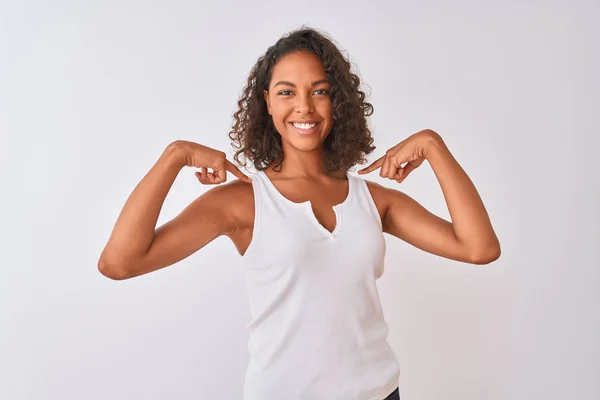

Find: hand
<box><xmin>357</xmin><ymin>129</ymin><xmax>441</xmax><ymax>183</ymax></box>
<box><xmin>169</xmin><ymin>140</ymin><xmax>252</xmax><ymax>185</ymax></box>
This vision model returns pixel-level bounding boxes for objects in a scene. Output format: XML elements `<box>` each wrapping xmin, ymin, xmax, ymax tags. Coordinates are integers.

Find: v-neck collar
<box><xmin>257</xmin><ymin>169</ymin><xmax>354</xmax><ymax>237</ymax></box>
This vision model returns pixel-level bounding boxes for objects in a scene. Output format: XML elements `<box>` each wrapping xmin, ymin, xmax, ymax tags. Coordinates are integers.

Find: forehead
<box><xmin>270</xmin><ymin>51</ymin><xmax>327</xmax><ymax>83</ymax></box>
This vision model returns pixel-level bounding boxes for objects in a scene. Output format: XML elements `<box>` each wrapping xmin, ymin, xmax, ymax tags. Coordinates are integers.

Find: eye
<box><xmin>277</xmin><ymin>90</ymin><xmax>293</xmax><ymax>96</ymax></box>
<box><xmin>314</xmin><ymin>89</ymin><xmax>329</xmax><ymax>95</ymax></box>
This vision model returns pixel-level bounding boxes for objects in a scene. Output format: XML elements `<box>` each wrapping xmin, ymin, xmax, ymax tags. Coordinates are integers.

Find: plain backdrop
<box><xmin>1</xmin><ymin>1</ymin><xmax>598</xmax><ymax>399</ymax></box>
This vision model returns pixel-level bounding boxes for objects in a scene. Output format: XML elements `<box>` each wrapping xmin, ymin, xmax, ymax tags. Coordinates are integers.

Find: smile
<box><xmin>289</xmin><ymin>121</ymin><xmax>320</xmax><ymax>135</ymax></box>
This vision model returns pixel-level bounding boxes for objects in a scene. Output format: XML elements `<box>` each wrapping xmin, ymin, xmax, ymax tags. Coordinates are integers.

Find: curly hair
<box><xmin>228</xmin><ymin>26</ymin><xmax>376</xmax><ymax>173</ymax></box>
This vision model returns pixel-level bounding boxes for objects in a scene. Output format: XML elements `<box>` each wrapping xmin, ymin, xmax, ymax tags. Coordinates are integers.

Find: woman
<box><xmin>98</xmin><ymin>27</ymin><xmax>500</xmax><ymax>400</ymax></box>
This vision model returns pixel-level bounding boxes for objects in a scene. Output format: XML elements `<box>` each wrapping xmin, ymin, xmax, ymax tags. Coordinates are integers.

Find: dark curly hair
<box><xmin>228</xmin><ymin>26</ymin><xmax>376</xmax><ymax>173</ymax></box>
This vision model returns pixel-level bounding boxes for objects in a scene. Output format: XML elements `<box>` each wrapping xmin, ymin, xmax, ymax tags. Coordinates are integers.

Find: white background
<box><xmin>1</xmin><ymin>1</ymin><xmax>598</xmax><ymax>399</ymax></box>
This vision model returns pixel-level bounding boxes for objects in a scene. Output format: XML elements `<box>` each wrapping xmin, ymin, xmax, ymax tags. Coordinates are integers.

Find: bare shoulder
<box><xmin>209</xmin><ymin>177</ymin><xmax>255</xmax><ymax>235</ymax></box>
<box><xmin>360</xmin><ymin>178</ymin><xmax>390</xmax><ymax>226</ymax></box>
<box><xmin>360</xmin><ymin>178</ymin><xmax>413</xmax><ymax>229</ymax></box>
<box><xmin>210</xmin><ymin>177</ymin><xmax>255</xmax><ymax>256</ymax></box>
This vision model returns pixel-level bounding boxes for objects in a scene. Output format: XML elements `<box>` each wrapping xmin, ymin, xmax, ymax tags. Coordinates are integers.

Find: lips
<box><xmin>288</xmin><ymin>121</ymin><xmax>320</xmax><ymax>136</ymax></box>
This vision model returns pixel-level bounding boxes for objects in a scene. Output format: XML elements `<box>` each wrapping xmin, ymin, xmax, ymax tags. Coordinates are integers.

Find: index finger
<box><xmin>225</xmin><ymin>159</ymin><xmax>252</xmax><ymax>182</ymax></box>
<box><xmin>358</xmin><ymin>155</ymin><xmax>384</xmax><ymax>174</ymax></box>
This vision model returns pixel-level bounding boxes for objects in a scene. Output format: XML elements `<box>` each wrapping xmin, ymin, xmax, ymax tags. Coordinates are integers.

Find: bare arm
<box><xmin>383</xmin><ymin>134</ymin><xmax>500</xmax><ymax>264</ymax></box>
<box><xmin>424</xmin><ymin>136</ymin><xmax>500</xmax><ymax>263</ymax></box>
<box><xmin>97</xmin><ymin>141</ymin><xmax>246</xmax><ymax>280</ymax></box>
<box><xmin>360</xmin><ymin>130</ymin><xmax>500</xmax><ymax>265</ymax></box>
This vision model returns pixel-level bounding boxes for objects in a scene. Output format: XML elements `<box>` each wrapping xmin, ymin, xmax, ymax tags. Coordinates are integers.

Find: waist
<box><xmin>244</xmin><ymin>354</ymin><xmax>400</xmax><ymax>400</ymax></box>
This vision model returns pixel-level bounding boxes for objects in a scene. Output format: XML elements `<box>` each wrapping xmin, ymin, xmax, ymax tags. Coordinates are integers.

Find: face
<box><xmin>263</xmin><ymin>50</ymin><xmax>333</xmax><ymax>151</ymax></box>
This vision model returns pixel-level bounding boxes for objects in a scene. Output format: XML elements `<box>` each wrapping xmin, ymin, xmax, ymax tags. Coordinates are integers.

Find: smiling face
<box><xmin>263</xmin><ymin>50</ymin><xmax>334</xmax><ymax>152</ymax></box>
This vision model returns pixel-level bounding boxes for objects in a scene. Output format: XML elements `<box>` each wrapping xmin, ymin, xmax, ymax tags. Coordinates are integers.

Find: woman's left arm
<box><xmin>359</xmin><ymin>129</ymin><xmax>501</xmax><ymax>265</ymax></box>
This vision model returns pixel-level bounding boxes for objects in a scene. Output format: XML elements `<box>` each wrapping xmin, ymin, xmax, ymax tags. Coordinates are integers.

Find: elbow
<box><xmin>98</xmin><ymin>257</ymin><xmax>129</xmax><ymax>280</ymax></box>
<box><xmin>469</xmin><ymin>242</ymin><xmax>501</xmax><ymax>265</ymax></box>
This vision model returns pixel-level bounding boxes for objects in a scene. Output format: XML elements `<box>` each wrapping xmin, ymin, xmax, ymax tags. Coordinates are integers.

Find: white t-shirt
<box><xmin>241</xmin><ymin>169</ymin><xmax>400</xmax><ymax>400</ymax></box>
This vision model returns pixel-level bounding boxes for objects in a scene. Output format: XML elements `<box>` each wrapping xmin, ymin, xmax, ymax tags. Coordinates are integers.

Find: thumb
<box><xmin>395</xmin><ymin>161</ymin><xmax>419</xmax><ymax>182</ymax></box>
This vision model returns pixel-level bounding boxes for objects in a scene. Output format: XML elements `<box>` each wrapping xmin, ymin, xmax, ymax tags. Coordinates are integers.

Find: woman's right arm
<box><xmin>97</xmin><ymin>140</ymin><xmax>250</xmax><ymax>280</ymax></box>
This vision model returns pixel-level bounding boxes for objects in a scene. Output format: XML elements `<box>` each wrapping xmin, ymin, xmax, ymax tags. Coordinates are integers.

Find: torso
<box><xmin>236</xmin><ymin>167</ymin><xmax>400</xmax><ymax>398</ymax></box>
<box><xmin>226</xmin><ymin>168</ymin><xmax>390</xmax><ymax>256</ymax></box>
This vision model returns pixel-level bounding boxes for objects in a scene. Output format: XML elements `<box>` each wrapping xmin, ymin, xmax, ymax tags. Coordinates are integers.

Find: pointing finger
<box><xmin>358</xmin><ymin>155</ymin><xmax>385</xmax><ymax>175</ymax></box>
<box><xmin>225</xmin><ymin>159</ymin><xmax>252</xmax><ymax>183</ymax></box>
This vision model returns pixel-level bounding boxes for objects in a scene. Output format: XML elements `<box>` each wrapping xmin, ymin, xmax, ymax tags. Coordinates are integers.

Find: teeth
<box><xmin>292</xmin><ymin>122</ymin><xmax>317</xmax><ymax>130</ymax></box>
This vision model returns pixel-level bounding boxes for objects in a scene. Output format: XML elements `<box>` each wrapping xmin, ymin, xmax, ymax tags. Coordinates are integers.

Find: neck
<box><xmin>268</xmin><ymin>150</ymin><xmax>346</xmax><ymax>178</ymax></box>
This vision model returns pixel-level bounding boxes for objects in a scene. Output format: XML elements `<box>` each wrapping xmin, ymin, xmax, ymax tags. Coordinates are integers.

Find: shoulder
<box><xmin>217</xmin><ymin>176</ymin><xmax>254</xmax><ymax>197</ymax></box>
<box><xmin>358</xmin><ymin>177</ymin><xmax>413</xmax><ymax>229</ymax></box>
<box><xmin>358</xmin><ymin>177</ymin><xmax>390</xmax><ymax>226</ymax></box>
<box><xmin>215</xmin><ymin>175</ymin><xmax>255</xmax><ymax>204</ymax></box>
<box><xmin>193</xmin><ymin>177</ymin><xmax>254</xmax><ymax>236</ymax></box>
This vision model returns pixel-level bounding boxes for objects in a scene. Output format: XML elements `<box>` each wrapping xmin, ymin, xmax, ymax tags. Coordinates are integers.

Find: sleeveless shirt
<box><xmin>240</xmin><ymin>169</ymin><xmax>400</xmax><ymax>400</ymax></box>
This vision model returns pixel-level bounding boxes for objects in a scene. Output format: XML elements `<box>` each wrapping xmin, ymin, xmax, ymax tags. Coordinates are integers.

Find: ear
<box><xmin>263</xmin><ymin>90</ymin><xmax>271</xmax><ymax>115</ymax></box>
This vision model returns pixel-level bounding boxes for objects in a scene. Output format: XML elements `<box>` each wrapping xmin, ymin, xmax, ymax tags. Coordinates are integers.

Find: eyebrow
<box><xmin>273</xmin><ymin>79</ymin><xmax>330</xmax><ymax>88</ymax></box>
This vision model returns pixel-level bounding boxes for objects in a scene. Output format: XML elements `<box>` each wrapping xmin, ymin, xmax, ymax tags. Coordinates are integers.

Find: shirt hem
<box><xmin>368</xmin><ymin>379</ymin><xmax>399</xmax><ymax>400</ymax></box>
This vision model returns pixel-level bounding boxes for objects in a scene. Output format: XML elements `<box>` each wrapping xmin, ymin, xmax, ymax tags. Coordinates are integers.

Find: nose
<box><xmin>295</xmin><ymin>93</ymin><xmax>315</xmax><ymax>114</ymax></box>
